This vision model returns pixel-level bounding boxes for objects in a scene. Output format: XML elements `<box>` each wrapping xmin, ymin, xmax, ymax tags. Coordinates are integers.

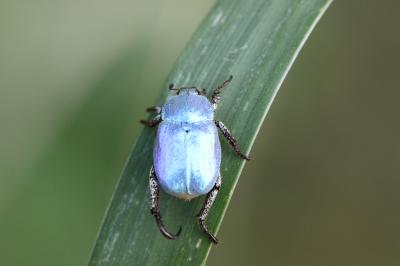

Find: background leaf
<box><xmin>90</xmin><ymin>0</ymin><xmax>331</xmax><ymax>265</ymax></box>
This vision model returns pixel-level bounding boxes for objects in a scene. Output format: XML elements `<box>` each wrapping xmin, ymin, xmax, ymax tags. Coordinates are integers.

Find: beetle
<box><xmin>140</xmin><ymin>75</ymin><xmax>249</xmax><ymax>244</ymax></box>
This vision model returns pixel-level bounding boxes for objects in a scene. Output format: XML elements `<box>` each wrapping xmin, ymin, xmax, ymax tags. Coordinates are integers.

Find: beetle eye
<box><xmin>194</xmin><ymin>88</ymin><xmax>206</xmax><ymax>95</ymax></box>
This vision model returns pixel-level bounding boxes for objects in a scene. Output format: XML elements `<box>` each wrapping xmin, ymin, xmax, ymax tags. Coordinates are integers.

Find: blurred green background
<box><xmin>0</xmin><ymin>1</ymin><xmax>399</xmax><ymax>265</ymax></box>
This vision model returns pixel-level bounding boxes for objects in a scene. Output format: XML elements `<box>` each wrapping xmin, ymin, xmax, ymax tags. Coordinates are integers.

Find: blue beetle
<box><xmin>141</xmin><ymin>76</ymin><xmax>249</xmax><ymax>244</ymax></box>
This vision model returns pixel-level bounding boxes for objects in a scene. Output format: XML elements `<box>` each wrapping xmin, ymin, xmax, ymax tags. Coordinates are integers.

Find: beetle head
<box><xmin>169</xmin><ymin>84</ymin><xmax>206</xmax><ymax>96</ymax></box>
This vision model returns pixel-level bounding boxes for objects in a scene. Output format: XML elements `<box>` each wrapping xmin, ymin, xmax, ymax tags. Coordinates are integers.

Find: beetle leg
<box><xmin>149</xmin><ymin>166</ymin><xmax>182</xmax><ymax>240</ymax></box>
<box><xmin>211</xmin><ymin>75</ymin><xmax>233</xmax><ymax>109</ymax></box>
<box><xmin>198</xmin><ymin>175</ymin><xmax>221</xmax><ymax>244</ymax></box>
<box><xmin>145</xmin><ymin>106</ymin><xmax>161</xmax><ymax>114</ymax></box>
<box><xmin>169</xmin><ymin>83</ymin><xmax>181</xmax><ymax>94</ymax></box>
<box><xmin>215</xmin><ymin>120</ymin><xmax>250</xmax><ymax>160</ymax></box>
<box><xmin>140</xmin><ymin>114</ymin><xmax>161</xmax><ymax>128</ymax></box>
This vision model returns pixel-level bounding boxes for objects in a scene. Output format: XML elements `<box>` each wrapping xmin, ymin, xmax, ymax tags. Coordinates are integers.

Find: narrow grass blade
<box><xmin>90</xmin><ymin>0</ymin><xmax>332</xmax><ymax>265</ymax></box>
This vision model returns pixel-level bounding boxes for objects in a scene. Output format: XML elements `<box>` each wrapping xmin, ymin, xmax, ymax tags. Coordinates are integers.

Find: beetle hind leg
<box><xmin>149</xmin><ymin>166</ymin><xmax>182</xmax><ymax>240</ymax></box>
<box><xmin>197</xmin><ymin>175</ymin><xmax>221</xmax><ymax>244</ymax></box>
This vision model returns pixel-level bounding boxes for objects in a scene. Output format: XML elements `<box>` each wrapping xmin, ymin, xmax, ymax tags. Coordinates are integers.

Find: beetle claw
<box><xmin>208</xmin><ymin>233</ymin><xmax>219</xmax><ymax>244</ymax></box>
<box><xmin>159</xmin><ymin>225</ymin><xmax>182</xmax><ymax>240</ymax></box>
<box><xmin>242</xmin><ymin>154</ymin><xmax>251</xmax><ymax>161</ymax></box>
<box><xmin>199</xmin><ymin>220</ymin><xmax>219</xmax><ymax>244</ymax></box>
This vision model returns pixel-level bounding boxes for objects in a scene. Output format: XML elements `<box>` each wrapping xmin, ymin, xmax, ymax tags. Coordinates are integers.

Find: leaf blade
<box><xmin>90</xmin><ymin>0</ymin><xmax>332</xmax><ymax>265</ymax></box>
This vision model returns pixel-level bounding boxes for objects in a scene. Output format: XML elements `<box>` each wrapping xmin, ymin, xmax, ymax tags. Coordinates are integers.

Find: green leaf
<box><xmin>89</xmin><ymin>0</ymin><xmax>332</xmax><ymax>265</ymax></box>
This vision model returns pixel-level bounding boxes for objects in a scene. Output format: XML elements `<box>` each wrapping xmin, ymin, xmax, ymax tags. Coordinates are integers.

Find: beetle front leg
<box><xmin>141</xmin><ymin>114</ymin><xmax>161</xmax><ymax>128</ymax></box>
<box><xmin>211</xmin><ymin>75</ymin><xmax>233</xmax><ymax>109</ymax></box>
<box><xmin>145</xmin><ymin>106</ymin><xmax>161</xmax><ymax>114</ymax></box>
<box><xmin>198</xmin><ymin>175</ymin><xmax>221</xmax><ymax>244</ymax></box>
<box><xmin>215</xmin><ymin>120</ymin><xmax>250</xmax><ymax>160</ymax></box>
<box><xmin>149</xmin><ymin>166</ymin><xmax>182</xmax><ymax>240</ymax></box>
